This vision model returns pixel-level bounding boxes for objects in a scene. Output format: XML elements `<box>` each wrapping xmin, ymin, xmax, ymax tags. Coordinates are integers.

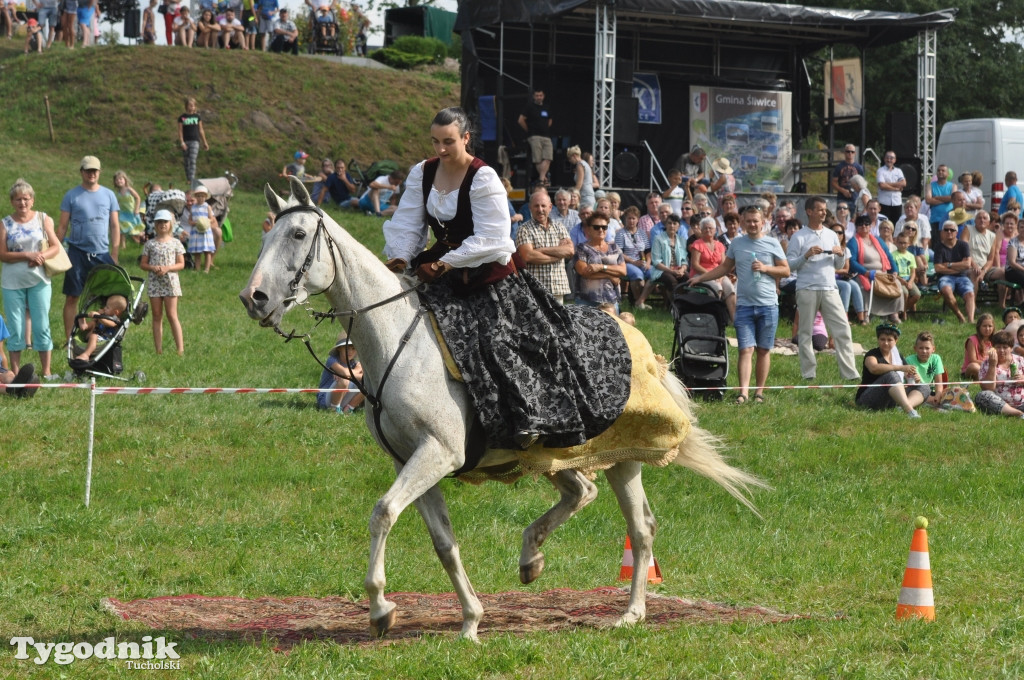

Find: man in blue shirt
<box><xmin>56</xmin><ymin>155</ymin><xmax>120</xmax><ymax>344</ymax></box>
<box><xmin>1001</xmin><ymin>171</ymin><xmax>1024</xmax><ymax>219</ymax></box>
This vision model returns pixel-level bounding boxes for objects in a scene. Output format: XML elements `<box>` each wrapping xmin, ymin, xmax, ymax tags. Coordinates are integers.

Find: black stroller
<box><xmin>670</xmin><ymin>284</ymin><xmax>730</xmax><ymax>401</ymax></box>
<box><xmin>67</xmin><ymin>265</ymin><xmax>148</xmax><ymax>383</ymax></box>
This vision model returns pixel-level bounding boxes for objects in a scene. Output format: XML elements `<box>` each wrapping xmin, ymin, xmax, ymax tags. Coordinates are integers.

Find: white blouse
<box><xmin>382</xmin><ymin>161</ymin><xmax>516</xmax><ymax>269</ymax></box>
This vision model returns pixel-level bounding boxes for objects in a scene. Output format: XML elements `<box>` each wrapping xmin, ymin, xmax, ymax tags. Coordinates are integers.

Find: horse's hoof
<box><xmin>370</xmin><ymin>605</ymin><xmax>397</xmax><ymax>638</ymax></box>
<box><xmin>519</xmin><ymin>553</ymin><xmax>545</xmax><ymax>584</ymax></box>
<box><xmin>614</xmin><ymin>610</ymin><xmax>645</xmax><ymax>628</ymax></box>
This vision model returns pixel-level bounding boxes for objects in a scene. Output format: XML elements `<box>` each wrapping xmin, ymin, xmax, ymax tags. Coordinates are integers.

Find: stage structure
<box><xmin>456</xmin><ymin>0</ymin><xmax>955</xmax><ymax>194</ymax></box>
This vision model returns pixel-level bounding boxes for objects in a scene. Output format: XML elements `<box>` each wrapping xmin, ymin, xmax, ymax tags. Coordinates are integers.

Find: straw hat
<box><xmin>711</xmin><ymin>157</ymin><xmax>733</xmax><ymax>175</ymax></box>
<box><xmin>948</xmin><ymin>207</ymin><xmax>971</xmax><ymax>225</ymax></box>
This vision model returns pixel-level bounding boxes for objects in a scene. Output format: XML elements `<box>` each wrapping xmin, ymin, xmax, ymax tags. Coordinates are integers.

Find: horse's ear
<box><xmin>264</xmin><ymin>183</ymin><xmax>287</xmax><ymax>215</ymax></box>
<box><xmin>289</xmin><ymin>176</ymin><xmax>312</xmax><ymax>206</ymax></box>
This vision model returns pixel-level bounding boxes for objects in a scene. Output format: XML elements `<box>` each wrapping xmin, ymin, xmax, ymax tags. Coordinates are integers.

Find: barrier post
<box><xmin>85</xmin><ymin>378</ymin><xmax>96</xmax><ymax>507</ymax></box>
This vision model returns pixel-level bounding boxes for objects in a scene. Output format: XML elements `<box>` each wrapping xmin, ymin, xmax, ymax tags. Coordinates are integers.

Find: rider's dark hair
<box><xmin>431</xmin><ymin>108</ymin><xmax>477</xmax><ymax>152</ymax></box>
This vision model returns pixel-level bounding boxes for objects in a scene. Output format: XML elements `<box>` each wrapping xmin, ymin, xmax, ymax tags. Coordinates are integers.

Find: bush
<box><xmin>370</xmin><ymin>47</ymin><xmax>435</xmax><ymax>70</ymax></box>
<box><xmin>447</xmin><ymin>32</ymin><xmax>462</xmax><ymax>60</ymax></box>
<box><xmin>391</xmin><ymin>35</ymin><xmax>447</xmax><ymax>64</ymax></box>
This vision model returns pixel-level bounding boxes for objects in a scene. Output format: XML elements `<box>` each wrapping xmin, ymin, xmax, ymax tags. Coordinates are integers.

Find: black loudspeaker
<box><xmin>885</xmin><ymin>112</ymin><xmax>916</xmax><ymax>159</ymax></box>
<box><xmin>550</xmin><ymin>148</ymin><xmax>573</xmax><ymax>188</ymax></box>
<box><xmin>898</xmin><ymin>157</ymin><xmax>923</xmax><ymax>197</ymax></box>
<box><xmin>615</xmin><ymin>58</ymin><xmax>633</xmax><ymax>84</ymax></box>
<box><xmin>123</xmin><ymin>9</ymin><xmax>141</xmax><ymax>38</ymax></box>
<box><xmin>613</xmin><ymin>145</ymin><xmax>648</xmax><ymax>188</ymax></box>
<box><xmin>614</xmin><ymin>97</ymin><xmax>639</xmax><ymax>145</ymax></box>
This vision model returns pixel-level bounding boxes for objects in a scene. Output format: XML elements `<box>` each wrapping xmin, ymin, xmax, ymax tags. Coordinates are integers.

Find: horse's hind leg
<box><xmin>413</xmin><ymin>485</ymin><xmax>484</xmax><ymax>642</ymax></box>
<box><xmin>604</xmin><ymin>461</ymin><xmax>656</xmax><ymax>626</ymax></box>
<box><xmin>520</xmin><ymin>469</ymin><xmax>598</xmax><ymax>584</ymax></box>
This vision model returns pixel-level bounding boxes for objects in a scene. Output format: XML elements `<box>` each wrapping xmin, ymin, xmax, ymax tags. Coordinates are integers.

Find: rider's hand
<box><xmin>384</xmin><ymin>258</ymin><xmax>408</xmax><ymax>273</ymax></box>
<box><xmin>415</xmin><ymin>260</ymin><xmax>451</xmax><ymax>283</ymax></box>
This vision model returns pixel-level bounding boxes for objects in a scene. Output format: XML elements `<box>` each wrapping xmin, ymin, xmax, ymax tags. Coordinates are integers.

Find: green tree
<box><xmin>803</xmin><ymin>0</ymin><xmax>1024</xmax><ymax>148</ymax></box>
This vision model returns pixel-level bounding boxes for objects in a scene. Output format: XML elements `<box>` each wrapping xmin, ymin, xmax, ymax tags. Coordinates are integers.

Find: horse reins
<box><xmin>270</xmin><ymin>203</ymin><xmax>425</xmax><ymax>466</ymax></box>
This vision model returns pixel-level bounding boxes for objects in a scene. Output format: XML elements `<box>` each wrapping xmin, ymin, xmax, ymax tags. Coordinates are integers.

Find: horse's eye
<box><xmin>293</xmin><ymin>229</ymin><xmax>306</xmax><ymax>239</ymax></box>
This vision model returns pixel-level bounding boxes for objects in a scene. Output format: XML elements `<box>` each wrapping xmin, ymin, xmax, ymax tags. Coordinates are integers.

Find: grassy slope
<box><xmin>1</xmin><ymin>45</ymin><xmax>1024</xmax><ymax>680</ymax></box>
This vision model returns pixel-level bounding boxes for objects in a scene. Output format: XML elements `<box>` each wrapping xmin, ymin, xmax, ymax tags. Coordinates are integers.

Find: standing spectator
<box><xmin>142</xmin><ymin>0</ymin><xmax>158</xmax><ymax>44</ymax></box>
<box><xmin>33</xmin><ymin>0</ymin><xmax>60</xmax><ymax>49</ymax></box>
<box><xmin>786</xmin><ymin>196</ymin><xmax>859</xmax><ymax>381</ymax></box>
<box><xmin>172</xmin><ymin>6</ymin><xmax>196</xmax><ymax>46</ymax></box>
<box><xmin>177</xmin><ymin>97</ymin><xmax>210</xmax><ymax>185</ymax></box>
<box><xmin>61</xmin><ymin>0</ymin><xmax>79</xmax><ymax>48</ymax></box>
<box><xmin>140</xmin><ymin>210</ymin><xmax>185</xmax><ymax>355</ymax></box>
<box><xmin>960</xmin><ymin>171</ymin><xmax>984</xmax><ymax>218</ymax></box>
<box><xmin>56</xmin><ymin>156</ymin><xmax>120</xmax><ymax>345</ymax></box>
<box><xmin>674</xmin><ymin>145</ymin><xmax>712</xmax><ymax>196</ymax></box>
<box><xmin>566</xmin><ymin>146</ymin><xmax>594</xmax><ymax>210</ymax></box>
<box><xmin>242</xmin><ymin>0</ymin><xmax>258</xmax><ymax>50</ymax></box>
<box><xmin>876</xmin><ymin>150</ymin><xmax>906</xmax><ymax>223</ymax></box>
<box><xmin>933</xmin><ymin>219</ymin><xmax>976</xmax><ymax>324</ymax></box>
<box><xmin>0</xmin><ymin>179</ymin><xmax>61</xmax><ymax>379</ymax></box>
<box><xmin>831</xmin><ymin>144</ymin><xmax>864</xmax><ymax>214</ymax></box>
<box><xmin>113</xmin><ymin>170</ymin><xmax>144</xmax><ymax>248</ymax></box>
<box><xmin>850</xmin><ymin>174</ymin><xmax>871</xmax><ymax>216</ymax></box>
<box><xmin>77</xmin><ymin>0</ymin><xmax>97</xmax><ymax>46</ymax></box>
<box><xmin>662</xmin><ymin>169</ymin><xmax>687</xmax><ymax>216</ymax></box>
<box><xmin>185</xmin><ymin>186</ymin><xmax>217</xmax><ymax>274</ymax></box>
<box><xmin>1001</xmin><ymin>171</ymin><xmax>1024</xmax><ymax>219</ymax></box>
<box><xmin>691</xmin><ymin>205</ymin><xmax>789</xmax><ymax>403</ymax></box>
<box><xmin>268</xmin><ymin>6</ymin><xmax>297</xmax><ymax>54</ymax></box>
<box><xmin>160</xmin><ymin>0</ymin><xmax>179</xmax><ymax>46</ymax></box>
<box><xmin>924</xmin><ymin>164</ymin><xmax>956</xmax><ymax>245</ymax></box>
<box><xmin>518</xmin><ymin>89</ymin><xmax>553</xmax><ymax>187</ymax></box>
<box><xmin>255</xmin><ymin>0</ymin><xmax>277</xmax><ymax>50</ymax></box>
<box><xmin>219</xmin><ymin>8</ymin><xmax>246</xmax><ymax>48</ymax></box>
<box><xmin>515</xmin><ymin>189</ymin><xmax>573</xmax><ymax>303</ymax></box>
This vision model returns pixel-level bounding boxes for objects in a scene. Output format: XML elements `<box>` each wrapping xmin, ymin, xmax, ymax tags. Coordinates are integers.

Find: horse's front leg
<box><xmin>520</xmin><ymin>469</ymin><xmax>598</xmax><ymax>584</ymax></box>
<box><xmin>365</xmin><ymin>441</ymin><xmax>458</xmax><ymax>639</ymax></box>
<box><xmin>413</xmin><ymin>485</ymin><xmax>483</xmax><ymax>642</ymax></box>
<box><xmin>604</xmin><ymin>461</ymin><xmax>657</xmax><ymax>626</ymax></box>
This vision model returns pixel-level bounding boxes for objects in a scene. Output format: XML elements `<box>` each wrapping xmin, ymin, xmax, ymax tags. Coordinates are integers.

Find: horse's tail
<box><xmin>661</xmin><ymin>369</ymin><xmax>770</xmax><ymax>518</ymax></box>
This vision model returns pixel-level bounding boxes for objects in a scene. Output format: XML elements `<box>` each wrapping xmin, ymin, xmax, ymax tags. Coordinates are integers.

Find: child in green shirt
<box><xmin>906</xmin><ymin>331</ymin><xmax>945</xmax><ymax>407</ymax></box>
<box><xmin>893</xmin><ymin>231</ymin><xmax>921</xmax><ymax>317</ymax></box>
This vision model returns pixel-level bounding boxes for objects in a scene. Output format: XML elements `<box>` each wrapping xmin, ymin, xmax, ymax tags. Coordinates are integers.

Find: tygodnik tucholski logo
<box><xmin>10</xmin><ymin>635</ymin><xmax>181</xmax><ymax>668</ymax></box>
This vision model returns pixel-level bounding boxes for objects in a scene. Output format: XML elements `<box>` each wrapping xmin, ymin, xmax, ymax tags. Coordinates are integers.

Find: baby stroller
<box><xmin>67</xmin><ymin>265</ymin><xmax>148</xmax><ymax>383</ymax></box>
<box><xmin>307</xmin><ymin>8</ymin><xmax>343</xmax><ymax>55</ymax></box>
<box><xmin>670</xmin><ymin>284</ymin><xmax>730</xmax><ymax>401</ymax></box>
<box><xmin>348</xmin><ymin>158</ymin><xmax>400</xmax><ymax>195</ymax></box>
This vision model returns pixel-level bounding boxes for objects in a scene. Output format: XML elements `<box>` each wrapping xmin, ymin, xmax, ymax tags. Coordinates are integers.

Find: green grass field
<box><xmin>1</xmin><ymin>45</ymin><xmax>1023</xmax><ymax>680</ymax></box>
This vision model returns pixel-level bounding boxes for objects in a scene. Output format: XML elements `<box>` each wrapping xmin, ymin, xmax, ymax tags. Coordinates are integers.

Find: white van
<box><xmin>934</xmin><ymin>118</ymin><xmax>1024</xmax><ymax>212</ymax></box>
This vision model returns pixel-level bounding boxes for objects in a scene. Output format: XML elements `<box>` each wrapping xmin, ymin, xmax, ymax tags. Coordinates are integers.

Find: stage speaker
<box><xmin>898</xmin><ymin>157</ymin><xmax>922</xmax><ymax>197</ymax></box>
<box><xmin>550</xmin><ymin>148</ymin><xmax>573</xmax><ymax>188</ymax></box>
<box><xmin>614</xmin><ymin>97</ymin><xmax>639</xmax><ymax>145</ymax></box>
<box><xmin>123</xmin><ymin>9</ymin><xmax>141</xmax><ymax>38</ymax></box>
<box><xmin>886</xmin><ymin>112</ymin><xmax>916</xmax><ymax>159</ymax></box>
<box><xmin>612</xmin><ymin>145</ymin><xmax>648</xmax><ymax>188</ymax></box>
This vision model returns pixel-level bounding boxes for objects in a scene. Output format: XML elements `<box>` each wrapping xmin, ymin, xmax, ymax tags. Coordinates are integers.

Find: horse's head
<box><xmin>240</xmin><ymin>177</ymin><xmax>337</xmax><ymax>328</ymax></box>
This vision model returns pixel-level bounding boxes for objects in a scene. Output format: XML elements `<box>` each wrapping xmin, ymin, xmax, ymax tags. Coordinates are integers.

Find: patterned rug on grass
<box><xmin>103</xmin><ymin>587</ymin><xmax>808</xmax><ymax>649</ymax></box>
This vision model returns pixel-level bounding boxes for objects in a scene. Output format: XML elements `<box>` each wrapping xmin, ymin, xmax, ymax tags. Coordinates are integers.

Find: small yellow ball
<box><xmin>914</xmin><ymin>516</ymin><xmax>929</xmax><ymax>530</ymax></box>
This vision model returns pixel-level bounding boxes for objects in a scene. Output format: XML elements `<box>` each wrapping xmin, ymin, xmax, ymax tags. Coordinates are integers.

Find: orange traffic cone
<box><xmin>617</xmin><ymin>536</ymin><xmax>662</xmax><ymax>584</ymax></box>
<box><xmin>896</xmin><ymin>516</ymin><xmax>934</xmax><ymax>621</ymax></box>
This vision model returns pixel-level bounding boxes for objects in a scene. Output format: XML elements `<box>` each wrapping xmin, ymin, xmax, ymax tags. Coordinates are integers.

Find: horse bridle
<box><xmin>269</xmin><ymin>203</ymin><xmax>424</xmax><ymax>466</ymax></box>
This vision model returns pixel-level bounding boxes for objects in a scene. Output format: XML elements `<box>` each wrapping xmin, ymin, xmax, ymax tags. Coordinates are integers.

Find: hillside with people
<box><xmin>0</xmin><ymin>43</ymin><xmax>458</xmax><ymax>188</ymax></box>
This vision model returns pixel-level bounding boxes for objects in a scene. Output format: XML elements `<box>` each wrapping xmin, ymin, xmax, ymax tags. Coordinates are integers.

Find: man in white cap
<box><xmin>56</xmin><ymin>155</ymin><xmax>120</xmax><ymax>345</ymax></box>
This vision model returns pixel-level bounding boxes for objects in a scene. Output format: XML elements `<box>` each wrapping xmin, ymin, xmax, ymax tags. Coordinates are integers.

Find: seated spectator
<box><xmin>975</xmin><ymin>330</ymin><xmax>1024</xmax><ymax>418</ymax></box>
<box><xmin>358</xmin><ymin>168</ymin><xmax>406</xmax><ymax>217</ymax></box>
<box><xmin>196</xmin><ymin>9</ymin><xmax>221</xmax><ymax>47</ymax></box>
<box><xmin>831</xmin><ymin>223</ymin><xmax>867</xmax><ymax>325</ymax></box>
<box><xmin>689</xmin><ymin>216</ymin><xmax>736</xmax><ymax>320</ymax></box>
<box><xmin>988</xmin><ymin>213</ymin><xmax>1022</xmax><ymax>307</ymax></box>
<box><xmin>615</xmin><ymin>205</ymin><xmax>653</xmax><ymax>309</ymax></box>
<box><xmin>847</xmin><ymin>213</ymin><xmax>903</xmax><ymax>323</ymax></box>
<box><xmin>778</xmin><ymin>217</ymin><xmax>800</xmax><ymax>253</ymax></box>
<box><xmin>74</xmin><ymin>294</ymin><xmax>128</xmax><ymax>362</ymax></box>
<box><xmin>593</xmin><ymin>196</ymin><xmax>620</xmax><ymax>240</ymax></box>
<box><xmin>962</xmin><ymin>313</ymin><xmax>995</xmax><ymax>380</ymax></box>
<box><xmin>574</xmin><ymin>212</ymin><xmax>626</xmax><ymax>313</ymax></box>
<box><xmin>269</xmin><ymin>7</ymin><xmax>298</xmax><ymax>54</ymax></box>
<box><xmin>833</xmin><ymin>202</ymin><xmax>854</xmax><ymax>241</ymax></box>
<box><xmin>309</xmin><ymin>158</ymin><xmax>333</xmax><ymax>205</ymax></box>
<box><xmin>714</xmin><ymin>193</ymin><xmax>737</xmax><ymax>234</ymax></box>
<box><xmin>648</xmin><ymin>202</ymin><xmax>675</xmax><ymax>244</ymax></box>
<box><xmin>1001</xmin><ymin>212</ymin><xmax>1024</xmax><ymax>306</ymax></box>
<box><xmin>854</xmin><ymin>322</ymin><xmax>929</xmax><ymax>418</ymax></box>
<box><xmin>650</xmin><ymin>213</ymin><xmax>688</xmax><ymax>293</ymax></box>
<box><xmin>892</xmin><ymin>231</ymin><xmax>921</xmax><ymax>316</ymax></box>
<box><xmin>173</xmin><ymin>6</ymin><xmax>196</xmax><ymax>46</ymax></box>
<box><xmin>933</xmin><ymin>219</ymin><xmax>976</xmax><ymax>323</ymax></box>
<box><xmin>906</xmin><ymin>331</ymin><xmax>945</xmax><ymax>408</ymax></box>
<box><xmin>568</xmin><ymin>204</ymin><xmax>605</xmax><ymax>247</ymax></box>
<box><xmin>850</xmin><ymin>174</ymin><xmax>871</xmax><ymax>215</ymax></box>
<box><xmin>878</xmin><ymin>218</ymin><xmax>896</xmax><ymax>252</ymax></box>
<box><xmin>962</xmin><ymin>208</ymin><xmax>998</xmax><ymax>292</ymax></box>
<box><xmin>895</xmin><ymin>196</ymin><xmax>931</xmax><ymax>285</ymax></box>
<box><xmin>771</xmin><ymin>199</ymin><xmax>795</xmax><ymax>238</ymax></box>
<box><xmin>316</xmin><ymin>335</ymin><xmax>365</xmax><ymax>414</ymax></box>
<box><xmin>1004</xmin><ymin>307</ymin><xmax>1022</xmax><ymax>349</ymax></box>
<box><xmin>568</xmin><ymin>188</ymin><xmax>581</xmax><ymax>211</ymax></box>
<box><xmin>218</xmin><ymin>8</ymin><xmax>246</xmax><ymax>49</ymax></box>
<box><xmin>717</xmin><ymin>212</ymin><xmax>740</xmax><ymax>248</ymax></box>
<box><xmin>282</xmin><ymin>149</ymin><xmax>308</xmax><ymax>178</ymax></box>
<box><xmin>550</xmin><ymin>189</ymin><xmax>578</xmax><ymax>232</ymax></box>
<box><xmin>0</xmin><ymin>312</ymin><xmax>37</xmax><ymax>398</ymax></box>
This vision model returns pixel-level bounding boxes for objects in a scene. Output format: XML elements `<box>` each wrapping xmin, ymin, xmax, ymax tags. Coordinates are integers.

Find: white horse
<box><xmin>240</xmin><ymin>177</ymin><xmax>765</xmax><ymax>642</ymax></box>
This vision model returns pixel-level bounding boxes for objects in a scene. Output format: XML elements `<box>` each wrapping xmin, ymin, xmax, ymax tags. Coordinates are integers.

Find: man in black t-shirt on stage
<box><xmin>518</xmin><ymin>88</ymin><xmax>553</xmax><ymax>186</ymax></box>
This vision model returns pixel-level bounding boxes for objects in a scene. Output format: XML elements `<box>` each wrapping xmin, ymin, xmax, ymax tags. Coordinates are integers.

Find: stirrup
<box><xmin>512</xmin><ymin>430</ymin><xmax>539</xmax><ymax>450</ymax></box>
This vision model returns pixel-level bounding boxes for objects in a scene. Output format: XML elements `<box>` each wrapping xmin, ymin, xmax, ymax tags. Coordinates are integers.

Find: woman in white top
<box><xmin>0</xmin><ymin>178</ymin><xmax>61</xmax><ymax>378</ymax></box>
<box><xmin>851</xmin><ymin>174</ymin><xmax>871</xmax><ymax>216</ymax></box>
<box><xmin>961</xmin><ymin>208</ymin><xmax>998</xmax><ymax>291</ymax></box>
<box><xmin>567</xmin><ymin>145</ymin><xmax>595</xmax><ymax>210</ymax></box>
<box><xmin>381</xmin><ymin>107</ymin><xmax>630</xmax><ymax>451</ymax></box>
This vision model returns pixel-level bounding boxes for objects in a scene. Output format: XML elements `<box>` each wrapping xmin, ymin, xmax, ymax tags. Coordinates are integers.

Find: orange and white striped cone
<box><xmin>617</xmin><ymin>536</ymin><xmax>663</xmax><ymax>584</ymax></box>
<box><xmin>896</xmin><ymin>516</ymin><xmax>935</xmax><ymax>621</ymax></box>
